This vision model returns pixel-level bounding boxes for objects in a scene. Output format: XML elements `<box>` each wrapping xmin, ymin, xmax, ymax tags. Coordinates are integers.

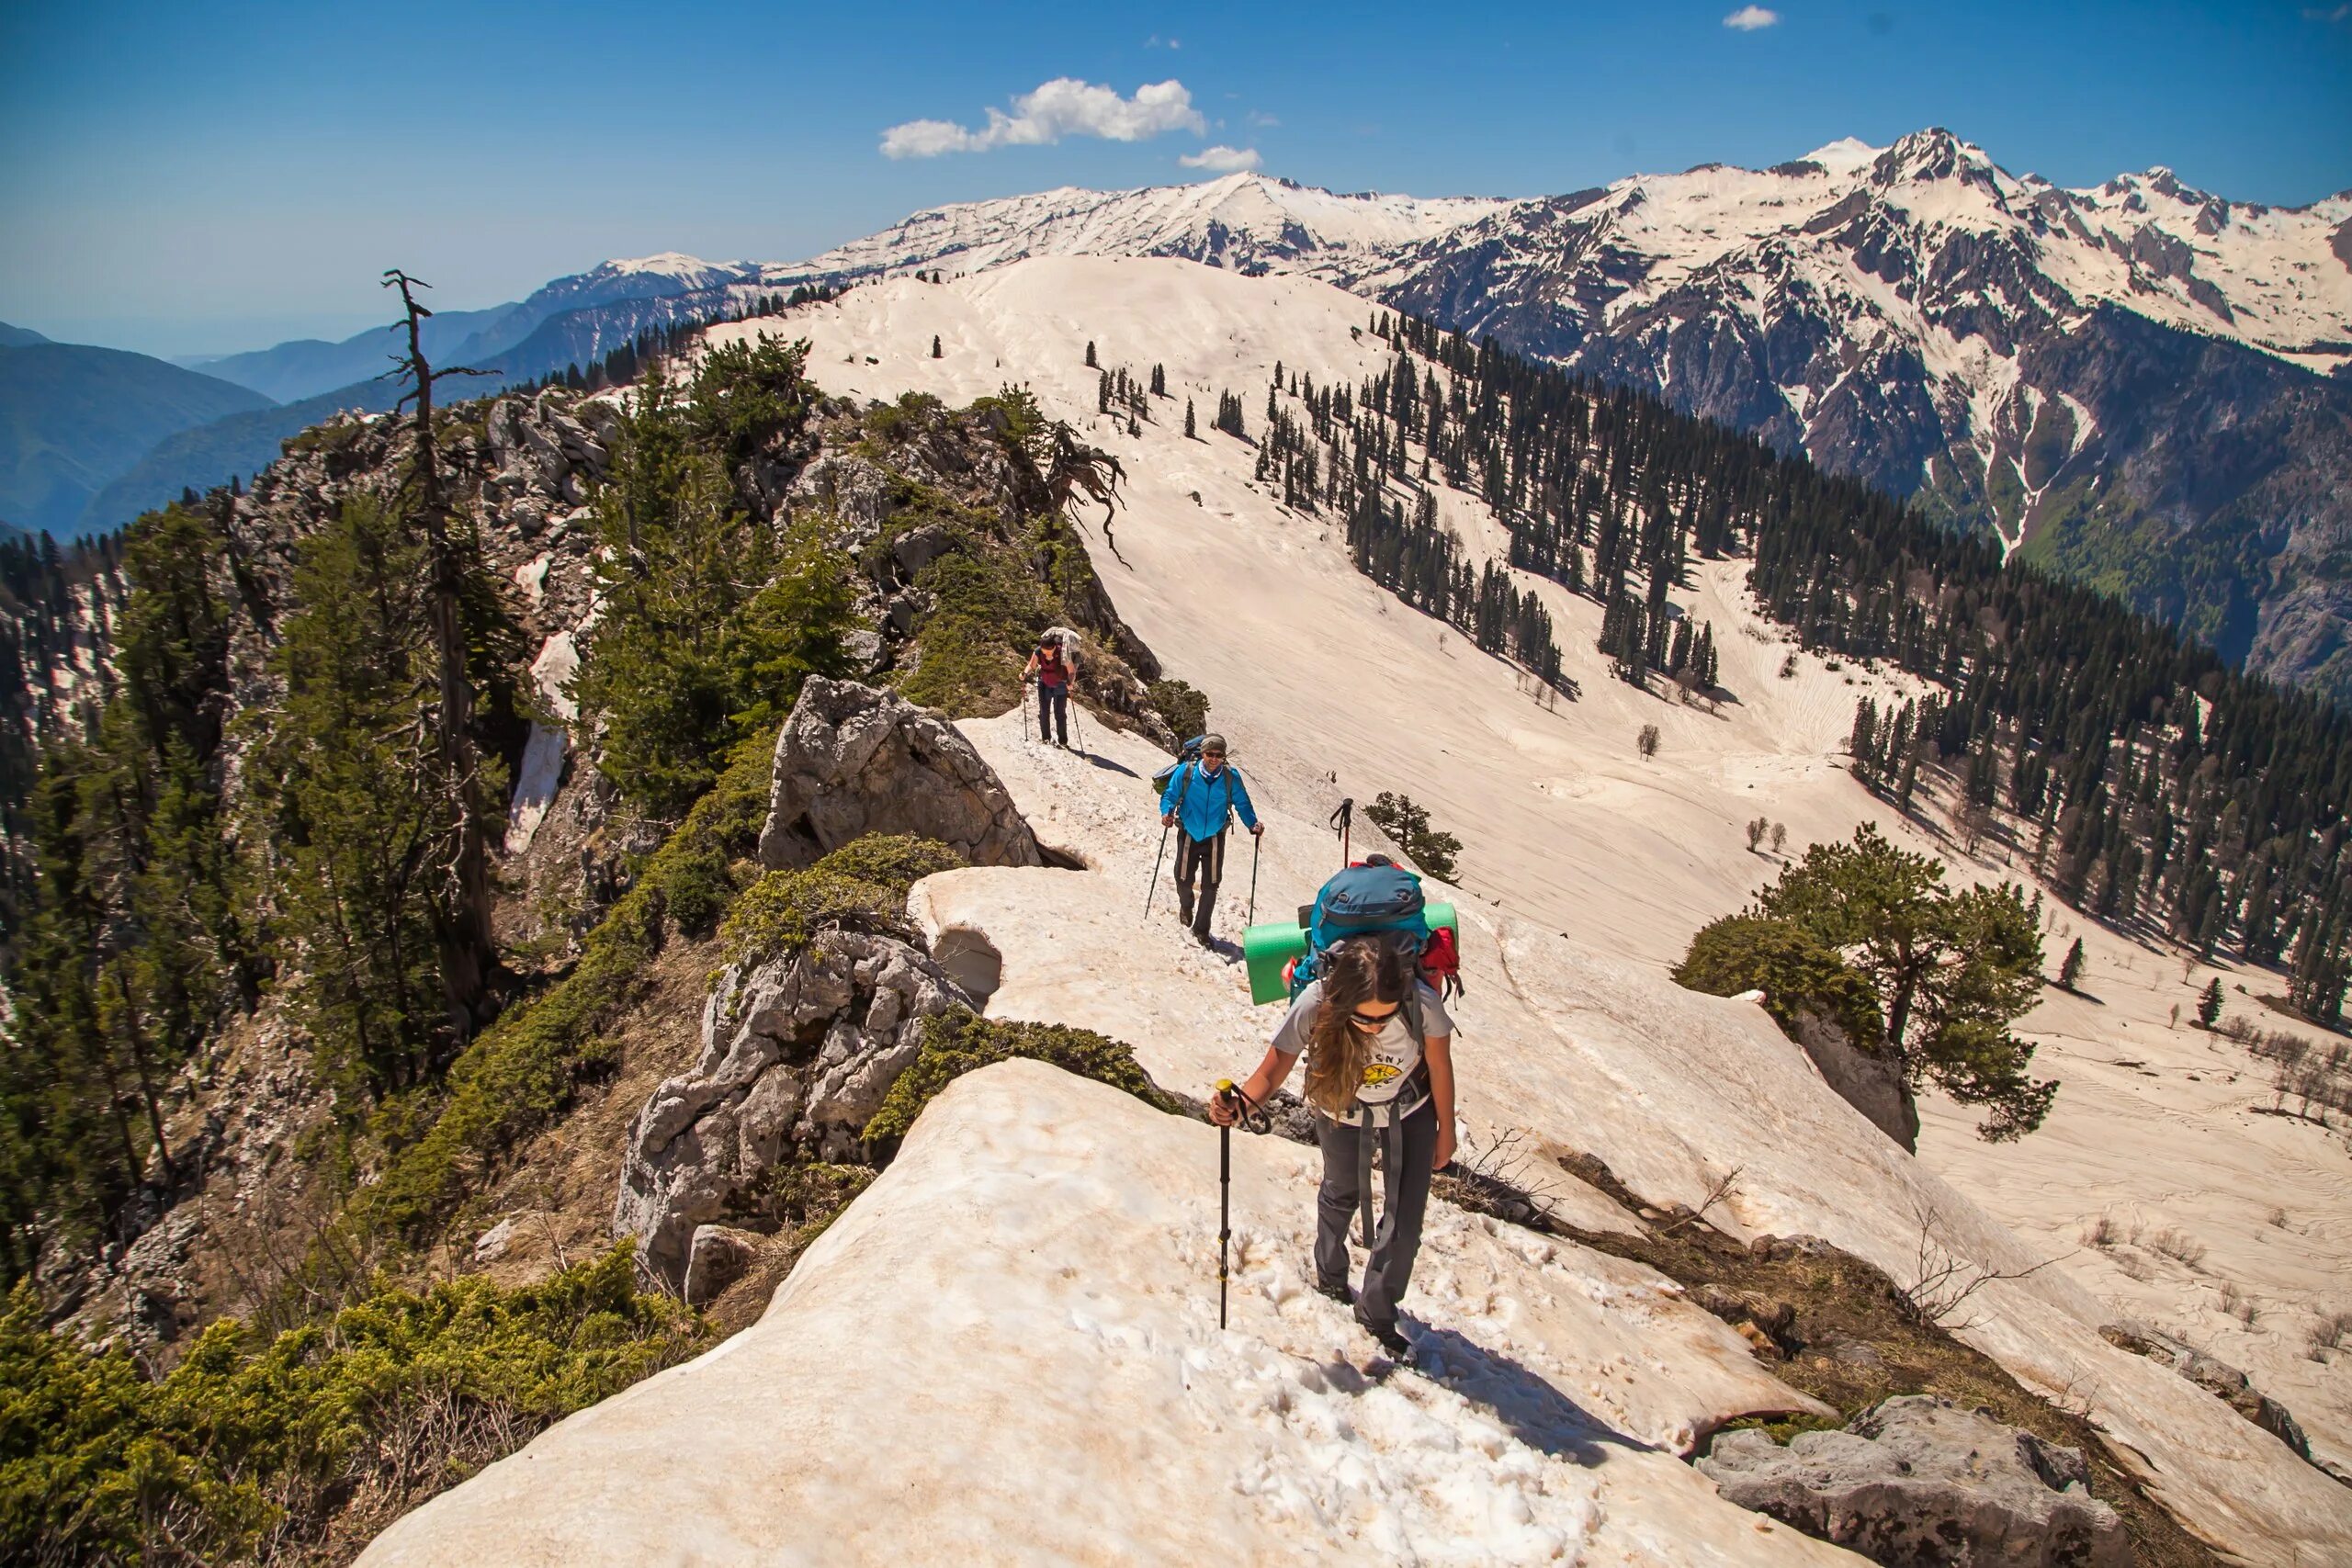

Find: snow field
<box><xmin>363</xmin><ymin>1061</ymin><xmax>1849</xmax><ymax>1565</ymax></box>
<box><xmin>727</xmin><ymin>255</ymin><xmax>2349</xmax><ymax>1552</ymax></box>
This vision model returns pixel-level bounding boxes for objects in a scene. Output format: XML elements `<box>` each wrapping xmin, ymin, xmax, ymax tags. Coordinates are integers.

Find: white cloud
<box><xmin>1246</xmin><ymin>110</ymin><xmax>1281</xmax><ymax>128</ymax></box>
<box><xmin>1723</xmin><ymin>5</ymin><xmax>1781</xmax><ymax>28</ymax></box>
<box><xmin>882</xmin><ymin>78</ymin><xmax>1204</xmax><ymax>157</ymax></box>
<box><xmin>1179</xmin><ymin>145</ymin><xmax>1261</xmax><ymax>173</ymax></box>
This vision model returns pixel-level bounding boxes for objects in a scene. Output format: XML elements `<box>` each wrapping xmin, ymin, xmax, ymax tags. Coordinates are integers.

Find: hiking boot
<box><xmin>1360</xmin><ymin>1317</ymin><xmax>1411</xmax><ymax>1360</ymax></box>
<box><xmin>1315</xmin><ymin>1280</ymin><xmax>1354</xmax><ymax>1306</ymax></box>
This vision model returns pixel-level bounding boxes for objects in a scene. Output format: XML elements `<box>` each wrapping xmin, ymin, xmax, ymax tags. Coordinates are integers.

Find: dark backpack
<box><xmin>1148</xmin><ymin>736</ymin><xmax>1207</xmax><ymax>795</ymax></box>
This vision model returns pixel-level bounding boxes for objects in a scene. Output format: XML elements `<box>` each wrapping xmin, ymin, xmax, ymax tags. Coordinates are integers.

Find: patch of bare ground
<box><xmin>423</xmin><ymin>930</ymin><xmax>725</xmax><ymax>1292</ymax></box>
<box><xmin>1434</xmin><ymin>1147</ymin><xmax>2222</xmax><ymax>1568</ymax></box>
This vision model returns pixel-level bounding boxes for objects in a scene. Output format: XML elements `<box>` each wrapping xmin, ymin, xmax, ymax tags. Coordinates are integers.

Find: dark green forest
<box><xmin>1206</xmin><ymin>310</ymin><xmax>2347</xmax><ymax>1028</ymax></box>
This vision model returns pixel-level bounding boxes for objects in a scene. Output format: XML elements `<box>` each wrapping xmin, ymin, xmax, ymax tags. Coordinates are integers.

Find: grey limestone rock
<box><xmin>1697</xmin><ymin>1394</ymin><xmax>2127</xmax><ymax>1567</ymax></box>
<box><xmin>756</xmin><ymin>677</ymin><xmax>1042</xmax><ymax>871</ymax></box>
<box><xmin>613</xmin><ymin>929</ymin><xmax>968</xmax><ymax>1289</ymax></box>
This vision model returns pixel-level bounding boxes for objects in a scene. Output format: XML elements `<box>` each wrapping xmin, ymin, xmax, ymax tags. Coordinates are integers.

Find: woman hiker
<box><xmin>1207</xmin><ymin>935</ymin><xmax>1456</xmax><ymax>1359</ymax></box>
<box><xmin>1023</xmin><ymin>632</ymin><xmax>1074</xmax><ymax>747</ymax></box>
<box><xmin>1157</xmin><ymin>734</ymin><xmax>1261</xmax><ymax>946</ymax></box>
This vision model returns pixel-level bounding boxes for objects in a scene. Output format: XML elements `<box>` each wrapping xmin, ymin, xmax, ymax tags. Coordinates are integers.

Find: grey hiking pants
<box><xmin>1173</xmin><ymin>829</ymin><xmax>1227</xmax><ymax>938</ymax></box>
<box><xmin>1314</xmin><ymin>1096</ymin><xmax>1437</xmax><ymax>1333</ymax></box>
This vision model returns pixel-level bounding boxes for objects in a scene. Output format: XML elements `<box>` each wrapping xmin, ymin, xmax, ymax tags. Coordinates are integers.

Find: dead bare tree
<box><xmin>1660</xmin><ymin>1165</ymin><xmax>1745</xmax><ymax>1236</ymax></box>
<box><xmin>1898</xmin><ymin>1194</ymin><xmax>2071</xmax><ymax>1330</ymax></box>
<box><xmin>381</xmin><ymin>270</ymin><xmax>501</xmax><ymax>1039</ymax></box>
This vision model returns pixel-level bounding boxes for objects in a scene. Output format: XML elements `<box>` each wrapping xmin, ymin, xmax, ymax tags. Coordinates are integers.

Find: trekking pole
<box><xmin>1070</xmin><ymin>701</ymin><xmax>1086</xmax><ymax>757</ymax></box>
<box><xmin>1144</xmin><ymin>818</ymin><xmax>1172</xmax><ymax>919</ymax></box>
<box><xmin>1216</xmin><ymin>1080</ymin><xmax>1235</xmax><ymax>1329</ymax></box>
<box><xmin>1247</xmin><ymin>832</ymin><xmax>1261</xmax><ymax>925</ymax></box>
<box><xmin>1330</xmin><ymin>797</ymin><xmax>1354</xmax><ymax>868</ymax></box>
<box><xmin>1211</xmin><ymin>1080</ymin><xmax>1272</xmax><ymax>1329</ymax></box>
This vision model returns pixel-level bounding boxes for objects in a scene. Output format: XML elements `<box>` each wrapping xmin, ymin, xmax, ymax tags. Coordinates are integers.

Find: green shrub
<box><xmin>1673</xmin><ymin>915</ymin><xmax>1887</xmax><ymax>1055</ymax></box>
<box><xmin>811</xmin><ymin>835</ymin><xmax>967</xmax><ymax>896</ymax></box>
<box><xmin>1148</xmin><ymin>678</ymin><xmax>1210</xmax><ymax>741</ymax></box>
<box><xmin>862</xmin><ymin>390</ymin><xmax>944</xmax><ymax>446</ymax></box>
<box><xmin>863</xmin><ymin>1008</ymin><xmax>1174</xmax><ymax>1145</ymax></box>
<box><xmin>0</xmin><ymin>1250</ymin><xmax>698</xmax><ymax>1565</ymax></box>
<box><xmin>719</xmin><ymin>869</ymin><xmax>909</xmax><ymax>969</ymax></box>
<box><xmin>1364</xmin><ymin>791</ymin><xmax>1464</xmax><ymax>881</ymax></box>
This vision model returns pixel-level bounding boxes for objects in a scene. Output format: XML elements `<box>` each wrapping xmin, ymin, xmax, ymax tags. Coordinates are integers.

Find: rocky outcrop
<box><xmin>613</xmin><ymin>930</ymin><xmax>968</xmax><ymax>1288</ymax></box>
<box><xmin>1697</xmin><ymin>1395</ymin><xmax>2127</xmax><ymax>1566</ymax></box>
<box><xmin>1790</xmin><ymin>1011</ymin><xmax>1918</xmax><ymax>1153</ymax></box>
<box><xmin>2099</xmin><ymin>1322</ymin><xmax>2314</xmax><ymax>1464</ymax></box>
<box><xmin>756</xmin><ymin>677</ymin><xmax>1043</xmax><ymax>871</ymax></box>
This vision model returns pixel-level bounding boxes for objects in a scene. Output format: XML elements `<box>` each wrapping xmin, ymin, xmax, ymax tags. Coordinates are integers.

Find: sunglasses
<box><xmin>1348</xmin><ymin>1005</ymin><xmax>1400</xmax><ymax>1032</ymax></box>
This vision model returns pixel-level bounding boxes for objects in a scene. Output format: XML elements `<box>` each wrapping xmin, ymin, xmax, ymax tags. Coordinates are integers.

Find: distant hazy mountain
<box><xmin>185</xmin><ymin>252</ymin><xmax>766</xmax><ymax>406</ymax></box>
<box><xmin>74</xmin><ymin>382</ymin><xmax>399</xmax><ymax>536</ymax></box>
<box><xmin>0</xmin><ymin>341</ymin><xmax>272</xmax><ymax>536</ymax></box>
<box><xmin>182</xmin><ymin>306</ymin><xmax>509</xmax><ymax>402</ymax></box>
<box><xmin>0</xmin><ymin>323</ymin><xmax>51</xmax><ymax>349</ymax></box>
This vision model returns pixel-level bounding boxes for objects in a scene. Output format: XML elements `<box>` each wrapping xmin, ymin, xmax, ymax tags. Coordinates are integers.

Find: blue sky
<box><xmin>4</xmin><ymin>0</ymin><xmax>2346</xmax><ymax>359</ymax></box>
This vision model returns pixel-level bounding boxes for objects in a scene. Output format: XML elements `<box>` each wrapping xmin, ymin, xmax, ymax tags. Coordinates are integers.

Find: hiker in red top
<box><xmin>1023</xmin><ymin>633</ymin><xmax>1073</xmax><ymax>748</ymax></box>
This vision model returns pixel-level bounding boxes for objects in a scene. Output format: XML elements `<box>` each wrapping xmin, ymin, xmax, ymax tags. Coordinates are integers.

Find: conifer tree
<box><xmin>2058</xmin><ymin>937</ymin><xmax>2085</xmax><ymax>991</ymax></box>
<box><xmin>2198</xmin><ymin>976</ymin><xmax>2223</xmax><ymax>1028</ymax></box>
<box><xmin>1183</xmin><ymin>398</ymin><xmax>1196</xmax><ymax>439</ymax></box>
<box><xmin>931</xmin><ymin>334</ymin><xmax>942</xmax><ymax>358</ymax></box>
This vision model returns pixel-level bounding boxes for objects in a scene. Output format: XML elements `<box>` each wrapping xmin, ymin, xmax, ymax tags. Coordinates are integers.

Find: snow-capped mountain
<box><xmin>167</xmin><ymin>140</ymin><xmax>2352</xmax><ymax>701</ymax></box>
<box><xmin>716</xmin><ymin>142</ymin><xmax>2352</xmax><ymax>702</ymax></box>
<box><xmin>768</xmin><ymin>173</ymin><xmax>1509</xmax><ymax>285</ymax></box>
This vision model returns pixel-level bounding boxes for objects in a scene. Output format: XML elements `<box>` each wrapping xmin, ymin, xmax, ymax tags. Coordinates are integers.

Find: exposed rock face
<box><xmin>757</xmin><ymin>677</ymin><xmax>1044</xmax><ymax>870</ymax></box>
<box><xmin>612</xmin><ymin>930</ymin><xmax>969</xmax><ymax>1288</ymax></box>
<box><xmin>1697</xmin><ymin>1395</ymin><xmax>2127</xmax><ymax>1566</ymax></box>
<box><xmin>1790</xmin><ymin>1011</ymin><xmax>1919</xmax><ymax>1153</ymax></box>
<box><xmin>2099</xmin><ymin>1322</ymin><xmax>2313</xmax><ymax>1464</ymax></box>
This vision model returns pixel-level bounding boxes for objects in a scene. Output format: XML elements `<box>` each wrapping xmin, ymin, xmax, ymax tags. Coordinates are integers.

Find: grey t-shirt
<box><xmin>1272</xmin><ymin>978</ymin><xmax>1453</xmax><ymax>1109</ymax></box>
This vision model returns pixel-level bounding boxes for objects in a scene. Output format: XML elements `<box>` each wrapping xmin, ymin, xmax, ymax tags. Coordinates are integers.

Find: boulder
<box><xmin>2099</xmin><ymin>1322</ymin><xmax>2313</xmax><ymax>1462</ymax></box>
<box><xmin>1697</xmin><ymin>1395</ymin><xmax>2128</xmax><ymax>1566</ymax></box>
<box><xmin>756</xmin><ymin>677</ymin><xmax>1043</xmax><ymax>871</ymax></box>
<box><xmin>613</xmin><ymin>929</ymin><xmax>969</xmax><ymax>1288</ymax></box>
<box><xmin>684</xmin><ymin>1225</ymin><xmax>764</xmax><ymax>1307</ymax></box>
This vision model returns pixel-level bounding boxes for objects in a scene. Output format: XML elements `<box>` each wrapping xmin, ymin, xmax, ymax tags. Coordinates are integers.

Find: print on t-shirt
<box><xmin>1269</xmin><ymin>979</ymin><xmax>1453</xmax><ymax>1115</ymax></box>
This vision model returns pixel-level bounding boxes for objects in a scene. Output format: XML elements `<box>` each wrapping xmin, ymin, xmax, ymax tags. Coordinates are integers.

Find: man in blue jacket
<box><xmin>1159</xmin><ymin>733</ymin><xmax>1262</xmax><ymax>946</ymax></box>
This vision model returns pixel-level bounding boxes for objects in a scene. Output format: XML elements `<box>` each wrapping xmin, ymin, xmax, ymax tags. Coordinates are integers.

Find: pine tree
<box><xmin>931</xmin><ymin>334</ymin><xmax>942</xmax><ymax>358</ymax></box>
<box><xmin>1083</xmin><ymin>340</ymin><xmax>1097</xmax><ymax>368</ymax></box>
<box><xmin>2198</xmin><ymin>976</ymin><xmax>2223</xmax><ymax>1028</ymax></box>
<box><xmin>1184</xmin><ymin>398</ymin><xmax>1196</xmax><ymax>439</ymax></box>
<box><xmin>2058</xmin><ymin>938</ymin><xmax>2085</xmax><ymax>992</ymax></box>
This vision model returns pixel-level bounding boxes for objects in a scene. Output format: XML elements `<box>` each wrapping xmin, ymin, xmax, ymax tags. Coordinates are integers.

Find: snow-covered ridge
<box><xmin>760</xmin><ymin>171</ymin><xmax>1511</xmax><ymax>286</ymax></box>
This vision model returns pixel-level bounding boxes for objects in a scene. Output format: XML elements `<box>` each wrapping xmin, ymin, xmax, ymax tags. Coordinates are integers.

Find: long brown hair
<box><xmin>1302</xmin><ymin>936</ymin><xmax>1417</xmax><ymax>1117</ymax></box>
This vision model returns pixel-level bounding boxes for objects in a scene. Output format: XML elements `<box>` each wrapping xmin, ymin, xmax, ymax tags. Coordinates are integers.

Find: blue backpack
<box><xmin>1290</xmin><ymin>855</ymin><xmax>1430</xmax><ymax>1003</ymax></box>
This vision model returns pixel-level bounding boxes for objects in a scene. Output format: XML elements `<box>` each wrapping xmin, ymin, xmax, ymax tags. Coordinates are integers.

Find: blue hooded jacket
<box><xmin>1159</xmin><ymin>758</ymin><xmax>1258</xmax><ymax>841</ymax></box>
